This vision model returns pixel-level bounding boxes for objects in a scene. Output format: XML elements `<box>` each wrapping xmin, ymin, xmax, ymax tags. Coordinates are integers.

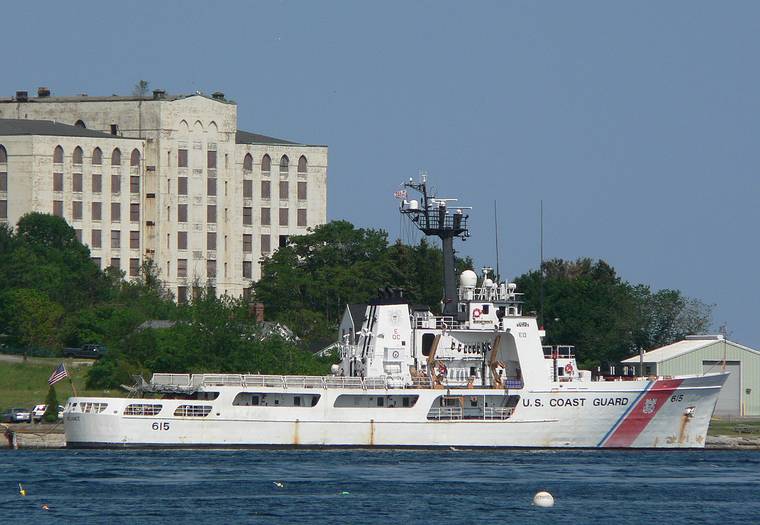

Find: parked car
<box><xmin>1</xmin><ymin>407</ymin><xmax>32</xmax><ymax>423</ymax></box>
<box><xmin>31</xmin><ymin>404</ymin><xmax>64</xmax><ymax>423</ymax></box>
<box><xmin>63</xmin><ymin>344</ymin><xmax>107</xmax><ymax>359</ymax></box>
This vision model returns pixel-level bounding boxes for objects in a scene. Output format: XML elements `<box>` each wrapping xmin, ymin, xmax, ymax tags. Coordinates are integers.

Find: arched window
<box><xmin>74</xmin><ymin>120</ymin><xmax>86</xmax><ymax>129</ymax></box>
<box><xmin>0</xmin><ymin>145</ymin><xmax>7</xmax><ymax>163</ymax></box>
<box><xmin>130</xmin><ymin>149</ymin><xmax>141</xmax><ymax>166</ymax></box>
<box><xmin>279</xmin><ymin>155</ymin><xmax>289</xmax><ymax>174</ymax></box>
<box><xmin>53</xmin><ymin>146</ymin><xmax>64</xmax><ymax>164</ymax></box>
<box><xmin>111</xmin><ymin>148</ymin><xmax>121</xmax><ymax>166</ymax></box>
<box><xmin>298</xmin><ymin>155</ymin><xmax>307</xmax><ymax>174</ymax></box>
<box><xmin>243</xmin><ymin>153</ymin><xmax>253</xmax><ymax>171</ymax></box>
<box><xmin>261</xmin><ymin>154</ymin><xmax>271</xmax><ymax>172</ymax></box>
<box><xmin>73</xmin><ymin>146</ymin><xmax>83</xmax><ymax>165</ymax></box>
<box><xmin>92</xmin><ymin>147</ymin><xmax>102</xmax><ymax>165</ymax></box>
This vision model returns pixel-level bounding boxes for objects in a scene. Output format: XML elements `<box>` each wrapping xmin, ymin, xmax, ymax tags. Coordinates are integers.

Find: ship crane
<box><xmin>399</xmin><ymin>176</ymin><xmax>471</xmax><ymax>316</ymax></box>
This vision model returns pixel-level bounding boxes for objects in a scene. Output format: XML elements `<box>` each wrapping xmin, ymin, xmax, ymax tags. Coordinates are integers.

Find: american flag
<box><xmin>393</xmin><ymin>190</ymin><xmax>407</xmax><ymax>199</ymax></box>
<box><xmin>48</xmin><ymin>363</ymin><xmax>68</xmax><ymax>386</ymax></box>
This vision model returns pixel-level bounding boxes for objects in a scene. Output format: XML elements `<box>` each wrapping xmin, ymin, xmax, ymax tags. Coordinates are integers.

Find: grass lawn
<box><xmin>707</xmin><ymin>417</ymin><xmax>760</xmax><ymax>437</ymax></box>
<box><xmin>0</xmin><ymin>359</ymin><xmax>116</xmax><ymax>411</ymax></box>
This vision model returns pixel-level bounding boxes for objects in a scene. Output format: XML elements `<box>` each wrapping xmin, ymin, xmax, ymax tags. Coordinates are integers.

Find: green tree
<box><xmin>514</xmin><ymin>258</ymin><xmax>713</xmax><ymax>369</ymax></box>
<box><xmin>43</xmin><ymin>385</ymin><xmax>59</xmax><ymax>423</ymax></box>
<box><xmin>631</xmin><ymin>286</ymin><xmax>713</xmax><ymax>351</ymax></box>
<box><xmin>254</xmin><ymin>221</ymin><xmax>395</xmax><ymax>341</ymax></box>
<box><xmin>1</xmin><ymin>289</ymin><xmax>65</xmax><ymax>350</ymax></box>
<box><xmin>254</xmin><ymin>221</ymin><xmax>473</xmax><ymax>345</ymax></box>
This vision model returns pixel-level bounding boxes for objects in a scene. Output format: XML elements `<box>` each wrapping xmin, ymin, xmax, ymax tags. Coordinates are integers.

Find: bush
<box><xmin>43</xmin><ymin>385</ymin><xmax>59</xmax><ymax>422</ymax></box>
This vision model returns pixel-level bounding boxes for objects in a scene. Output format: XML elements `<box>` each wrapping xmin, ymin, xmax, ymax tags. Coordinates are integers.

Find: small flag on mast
<box><xmin>48</xmin><ymin>363</ymin><xmax>68</xmax><ymax>386</ymax></box>
<box><xmin>393</xmin><ymin>190</ymin><xmax>407</xmax><ymax>199</ymax></box>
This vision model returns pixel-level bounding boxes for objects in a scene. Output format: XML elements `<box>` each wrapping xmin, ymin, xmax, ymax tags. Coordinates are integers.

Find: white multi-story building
<box><xmin>0</xmin><ymin>88</ymin><xmax>328</xmax><ymax>301</ymax></box>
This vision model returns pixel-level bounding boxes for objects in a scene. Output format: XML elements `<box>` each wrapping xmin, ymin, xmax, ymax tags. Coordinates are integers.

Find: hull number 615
<box><xmin>151</xmin><ymin>422</ymin><xmax>170</xmax><ymax>431</ymax></box>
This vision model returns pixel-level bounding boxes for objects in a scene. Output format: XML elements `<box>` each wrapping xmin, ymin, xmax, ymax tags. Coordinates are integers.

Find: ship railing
<box><xmin>542</xmin><ymin>345</ymin><xmax>576</xmax><ymax>359</ymax></box>
<box><xmin>322</xmin><ymin>376</ymin><xmax>368</xmax><ymax>389</ymax></box>
<box><xmin>407</xmin><ymin>376</ymin><xmax>433</xmax><ymax>389</ymax></box>
<box><xmin>152</xmin><ymin>373</ymin><xmax>192</xmax><ymax>387</ymax></box>
<box><xmin>483</xmin><ymin>407</ymin><xmax>513</xmax><ymax>420</ymax></box>
<box><xmin>192</xmin><ymin>374</ymin><xmax>247</xmax><ymax>387</ymax></box>
<box><xmin>162</xmin><ymin>373</ymin><xmax>395</xmax><ymax>391</ymax></box>
<box><xmin>151</xmin><ymin>373</ymin><xmax>524</xmax><ymax>392</ymax></box>
<box><xmin>427</xmin><ymin>407</ymin><xmax>463</xmax><ymax>420</ymax></box>
<box><xmin>413</xmin><ymin>316</ymin><xmax>461</xmax><ymax>330</ymax></box>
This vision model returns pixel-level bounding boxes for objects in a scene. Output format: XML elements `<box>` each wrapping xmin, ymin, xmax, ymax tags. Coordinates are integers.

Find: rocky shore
<box><xmin>706</xmin><ymin>435</ymin><xmax>760</xmax><ymax>450</ymax></box>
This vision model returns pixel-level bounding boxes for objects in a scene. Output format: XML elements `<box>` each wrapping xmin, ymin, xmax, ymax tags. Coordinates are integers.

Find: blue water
<box><xmin>2</xmin><ymin>449</ymin><xmax>759</xmax><ymax>524</ymax></box>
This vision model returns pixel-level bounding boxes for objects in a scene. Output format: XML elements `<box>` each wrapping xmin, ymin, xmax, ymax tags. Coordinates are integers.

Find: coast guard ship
<box><xmin>63</xmin><ymin>177</ymin><xmax>726</xmax><ymax>448</ymax></box>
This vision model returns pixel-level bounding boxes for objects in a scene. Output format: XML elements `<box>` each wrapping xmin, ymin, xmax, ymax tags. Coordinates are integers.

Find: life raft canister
<box><xmin>472</xmin><ymin>308</ymin><xmax>482</xmax><ymax>319</ymax></box>
<box><xmin>564</xmin><ymin>363</ymin><xmax>574</xmax><ymax>375</ymax></box>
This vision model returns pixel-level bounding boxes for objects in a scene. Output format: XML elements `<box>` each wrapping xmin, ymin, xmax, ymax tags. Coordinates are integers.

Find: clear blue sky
<box><xmin>3</xmin><ymin>1</ymin><xmax>759</xmax><ymax>347</ymax></box>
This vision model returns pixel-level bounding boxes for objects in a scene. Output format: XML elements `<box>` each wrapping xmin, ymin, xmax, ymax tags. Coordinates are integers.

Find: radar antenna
<box><xmin>398</xmin><ymin>175</ymin><xmax>470</xmax><ymax>315</ymax></box>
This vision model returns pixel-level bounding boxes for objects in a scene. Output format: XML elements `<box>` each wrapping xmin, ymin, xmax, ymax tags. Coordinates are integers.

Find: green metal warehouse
<box><xmin>621</xmin><ymin>335</ymin><xmax>760</xmax><ymax>416</ymax></box>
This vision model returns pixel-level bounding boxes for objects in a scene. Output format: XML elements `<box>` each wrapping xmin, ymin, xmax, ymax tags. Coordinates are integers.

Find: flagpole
<box><xmin>66</xmin><ymin>364</ymin><xmax>78</xmax><ymax>397</ymax></box>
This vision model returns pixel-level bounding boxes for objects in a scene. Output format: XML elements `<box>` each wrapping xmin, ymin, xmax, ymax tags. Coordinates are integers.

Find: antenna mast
<box><xmin>494</xmin><ymin>200</ymin><xmax>500</xmax><ymax>282</ymax></box>
<box><xmin>539</xmin><ymin>200</ymin><xmax>544</xmax><ymax>329</ymax></box>
<box><xmin>399</xmin><ymin>175</ymin><xmax>470</xmax><ymax>316</ymax></box>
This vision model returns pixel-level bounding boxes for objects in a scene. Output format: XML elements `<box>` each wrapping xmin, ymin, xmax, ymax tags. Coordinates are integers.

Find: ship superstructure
<box><xmin>63</xmin><ymin>177</ymin><xmax>727</xmax><ymax>448</ymax></box>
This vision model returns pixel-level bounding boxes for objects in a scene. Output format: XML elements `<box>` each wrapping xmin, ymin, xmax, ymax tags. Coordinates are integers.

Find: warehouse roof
<box><xmin>621</xmin><ymin>335</ymin><xmax>760</xmax><ymax>364</ymax></box>
<box><xmin>0</xmin><ymin>118</ymin><xmax>138</xmax><ymax>139</ymax></box>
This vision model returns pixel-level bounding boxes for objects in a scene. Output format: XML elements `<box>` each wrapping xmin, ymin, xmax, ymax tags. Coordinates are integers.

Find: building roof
<box><xmin>621</xmin><ymin>335</ymin><xmax>760</xmax><ymax>364</ymax></box>
<box><xmin>0</xmin><ymin>118</ymin><xmax>138</xmax><ymax>140</ymax></box>
<box><xmin>0</xmin><ymin>92</ymin><xmax>234</xmax><ymax>105</ymax></box>
<box><xmin>235</xmin><ymin>129</ymin><xmax>299</xmax><ymax>145</ymax></box>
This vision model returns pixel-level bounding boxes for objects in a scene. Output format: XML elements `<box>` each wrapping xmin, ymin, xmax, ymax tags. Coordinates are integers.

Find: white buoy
<box><xmin>533</xmin><ymin>491</ymin><xmax>554</xmax><ymax>507</ymax></box>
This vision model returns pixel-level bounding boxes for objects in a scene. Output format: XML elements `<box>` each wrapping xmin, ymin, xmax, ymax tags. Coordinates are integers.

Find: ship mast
<box><xmin>399</xmin><ymin>174</ymin><xmax>470</xmax><ymax>316</ymax></box>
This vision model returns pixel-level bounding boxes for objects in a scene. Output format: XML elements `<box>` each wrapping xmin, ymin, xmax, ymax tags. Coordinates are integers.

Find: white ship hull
<box><xmin>64</xmin><ymin>373</ymin><xmax>726</xmax><ymax>449</ymax></box>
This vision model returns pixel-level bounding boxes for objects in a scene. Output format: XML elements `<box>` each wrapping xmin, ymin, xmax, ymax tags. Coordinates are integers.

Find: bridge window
<box><xmin>232</xmin><ymin>392</ymin><xmax>320</xmax><ymax>407</ymax></box>
<box><xmin>334</xmin><ymin>395</ymin><xmax>418</xmax><ymax>408</ymax></box>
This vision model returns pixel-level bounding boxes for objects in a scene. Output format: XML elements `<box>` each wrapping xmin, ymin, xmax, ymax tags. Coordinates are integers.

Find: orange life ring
<box><xmin>472</xmin><ymin>308</ymin><xmax>482</xmax><ymax>318</ymax></box>
<box><xmin>564</xmin><ymin>363</ymin><xmax>574</xmax><ymax>375</ymax></box>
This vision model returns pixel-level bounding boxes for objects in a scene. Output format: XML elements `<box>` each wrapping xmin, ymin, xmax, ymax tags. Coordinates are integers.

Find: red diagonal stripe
<box><xmin>604</xmin><ymin>379</ymin><xmax>683</xmax><ymax>448</ymax></box>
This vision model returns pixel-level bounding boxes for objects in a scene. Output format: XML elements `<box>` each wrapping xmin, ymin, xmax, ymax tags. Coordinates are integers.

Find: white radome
<box><xmin>459</xmin><ymin>270</ymin><xmax>477</xmax><ymax>288</ymax></box>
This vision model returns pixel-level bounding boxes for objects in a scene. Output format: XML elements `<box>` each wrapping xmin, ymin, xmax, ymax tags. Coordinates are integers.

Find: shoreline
<box><xmin>3</xmin><ymin>425</ymin><xmax>760</xmax><ymax>450</ymax></box>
